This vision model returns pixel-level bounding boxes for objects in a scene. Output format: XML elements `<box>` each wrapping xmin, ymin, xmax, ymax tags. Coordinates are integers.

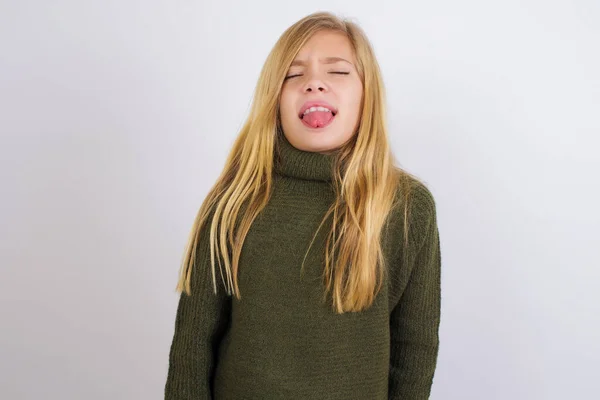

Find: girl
<box><xmin>165</xmin><ymin>11</ymin><xmax>441</xmax><ymax>400</ymax></box>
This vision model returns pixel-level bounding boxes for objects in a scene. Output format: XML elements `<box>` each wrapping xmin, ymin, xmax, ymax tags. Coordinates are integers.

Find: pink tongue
<box><xmin>303</xmin><ymin>111</ymin><xmax>333</xmax><ymax>128</ymax></box>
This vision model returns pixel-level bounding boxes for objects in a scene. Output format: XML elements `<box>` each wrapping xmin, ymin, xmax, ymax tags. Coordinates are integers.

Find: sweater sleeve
<box><xmin>388</xmin><ymin>183</ymin><xmax>441</xmax><ymax>400</ymax></box>
<box><xmin>164</xmin><ymin>220</ymin><xmax>232</xmax><ymax>400</ymax></box>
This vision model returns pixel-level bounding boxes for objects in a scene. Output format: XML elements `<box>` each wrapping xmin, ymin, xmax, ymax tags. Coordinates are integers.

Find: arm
<box><xmin>388</xmin><ymin>184</ymin><xmax>441</xmax><ymax>400</ymax></box>
<box><xmin>164</xmin><ymin>222</ymin><xmax>232</xmax><ymax>400</ymax></box>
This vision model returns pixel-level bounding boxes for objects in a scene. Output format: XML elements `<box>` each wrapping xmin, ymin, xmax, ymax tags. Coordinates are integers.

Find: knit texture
<box><xmin>165</xmin><ymin>133</ymin><xmax>441</xmax><ymax>400</ymax></box>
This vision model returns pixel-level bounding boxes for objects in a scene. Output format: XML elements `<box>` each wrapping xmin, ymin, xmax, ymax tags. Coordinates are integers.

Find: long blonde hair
<box><xmin>176</xmin><ymin>11</ymin><xmax>420</xmax><ymax>313</ymax></box>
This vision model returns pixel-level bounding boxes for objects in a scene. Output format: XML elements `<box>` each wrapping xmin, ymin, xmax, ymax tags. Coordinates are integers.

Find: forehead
<box><xmin>291</xmin><ymin>31</ymin><xmax>355</xmax><ymax>65</ymax></box>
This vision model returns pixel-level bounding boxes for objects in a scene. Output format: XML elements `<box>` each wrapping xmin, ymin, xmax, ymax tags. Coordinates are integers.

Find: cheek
<box><xmin>340</xmin><ymin>85</ymin><xmax>362</xmax><ymax>122</ymax></box>
<box><xmin>279</xmin><ymin>91</ymin><xmax>296</xmax><ymax>120</ymax></box>
<box><xmin>348</xmin><ymin>83</ymin><xmax>363</xmax><ymax>118</ymax></box>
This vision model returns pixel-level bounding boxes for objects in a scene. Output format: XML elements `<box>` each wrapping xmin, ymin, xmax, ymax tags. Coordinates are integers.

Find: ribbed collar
<box><xmin>273</xmin><ymin>133</ymin><xmax>338</xmax><ymax>198</ymax></box>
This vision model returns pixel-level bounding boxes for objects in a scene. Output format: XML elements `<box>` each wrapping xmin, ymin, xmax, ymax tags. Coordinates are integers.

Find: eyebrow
<box><xmin>290</xmin><ymin>56</ymin><xmax>353</xmax><ymax>67</ymax></box>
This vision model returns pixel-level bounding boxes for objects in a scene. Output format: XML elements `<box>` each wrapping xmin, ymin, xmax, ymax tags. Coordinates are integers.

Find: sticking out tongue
<box><xmin>303</xmin><ymin>111</ymin><xmax>334</xmax><ymax>128</ymax></box>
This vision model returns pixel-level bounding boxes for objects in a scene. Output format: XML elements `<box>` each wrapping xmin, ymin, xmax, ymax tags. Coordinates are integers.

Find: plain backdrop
<box><xmin>1</xmin><ymin>1</ymin><xmax>598</xmax><ymax>399</ymax></box>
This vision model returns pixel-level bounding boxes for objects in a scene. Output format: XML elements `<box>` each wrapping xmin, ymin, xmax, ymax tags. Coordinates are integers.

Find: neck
<box><xmin>273</xmin><ymin>133</ymin><xmax>338</xmax><ymax>198</ymax></box>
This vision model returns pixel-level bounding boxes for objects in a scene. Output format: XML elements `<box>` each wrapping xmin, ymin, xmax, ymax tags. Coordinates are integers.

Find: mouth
<box><xmin>298</xmin><ymin>101</ymin><xmax>338</xmax><ymax>130</ymax></box>
<box><xmin>299</xmin><ymin>110</ymin><xmax>336</xmax><ymax>129</ymax></box>
<box><xmin>297</xmin><ymin>100</ymin><xmax>338</xmax><ymax>118</ymax></box>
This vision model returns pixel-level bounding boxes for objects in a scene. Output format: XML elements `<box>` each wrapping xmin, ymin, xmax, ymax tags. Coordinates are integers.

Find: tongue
<box><xmin>303</xmin><ymin>111</ymin><xmax>334</xmax><ymax>128</ymax></box>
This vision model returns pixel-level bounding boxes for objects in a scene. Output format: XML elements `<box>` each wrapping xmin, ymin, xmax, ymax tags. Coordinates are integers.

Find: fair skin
<box><xmin>279</xmin><ymin>30</ymin><xmax>364</xmax><ymax>154</ymax></box>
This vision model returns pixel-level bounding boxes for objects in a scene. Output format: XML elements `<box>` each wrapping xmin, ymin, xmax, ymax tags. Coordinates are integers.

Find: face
<box><xmin>279</xmin><ymin>30</ymin><xmax>363</xmax><ymax>154</ymax></box>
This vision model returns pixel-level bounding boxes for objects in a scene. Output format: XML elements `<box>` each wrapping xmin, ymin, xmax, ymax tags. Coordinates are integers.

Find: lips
<box><xmin>298</xmin><ymin>100</ymin><xmax>338</xmax><ymax>119</ymax></box>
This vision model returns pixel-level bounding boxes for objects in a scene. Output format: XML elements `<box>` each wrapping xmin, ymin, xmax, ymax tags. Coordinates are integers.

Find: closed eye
<box><xmin>284</xmin><ymin>71</ymin><xmax>350</xmax><ymax>80</ymax></box>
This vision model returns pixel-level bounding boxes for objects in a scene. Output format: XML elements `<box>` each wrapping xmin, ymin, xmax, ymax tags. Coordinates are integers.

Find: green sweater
<box><xmin>165</xmin><ymin>134</ymin><xmax>441</xmax><ymax>400</ymax></box>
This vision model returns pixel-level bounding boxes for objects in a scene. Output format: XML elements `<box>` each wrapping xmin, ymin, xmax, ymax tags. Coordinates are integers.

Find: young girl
<box><xmin>165</xmin><ymin>11</ymin><xmax>441</xmax><ymax>400</ymax></box>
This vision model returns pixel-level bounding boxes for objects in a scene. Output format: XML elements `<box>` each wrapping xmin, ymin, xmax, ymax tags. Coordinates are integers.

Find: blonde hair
<box><xmin>176</xmin><ymin>11</ymin><xmax>420</xmax><ymax>313</ymax></box>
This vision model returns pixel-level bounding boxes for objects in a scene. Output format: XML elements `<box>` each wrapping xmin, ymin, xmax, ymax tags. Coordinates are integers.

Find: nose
<box><xmin>303</xmin><ymin>74</ymin><xmax>327</xmax><ymax>93</ymax></box>
<box><xmin>305</xmin><ymin>85</ymin><xmax>326</xmax><ymax>93</ymax></box>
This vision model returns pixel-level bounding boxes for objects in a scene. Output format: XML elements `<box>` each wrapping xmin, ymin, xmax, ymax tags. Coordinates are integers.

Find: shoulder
<box><xmin>383</xmin><ymin>173</ymin><xmax>439</xmax><ymax>300</ymax></box>
<box><xmin>406</xmin><ymin>177</ymin><xmax>437</xmax><ymax>228</ymax></box>
<box><xmin>388</xmin><ymin>172</ymin><xmax>438</xmax><ymax>251</ymax></box>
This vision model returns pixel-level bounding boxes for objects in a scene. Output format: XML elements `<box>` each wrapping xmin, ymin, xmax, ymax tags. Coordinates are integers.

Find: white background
<box><xmin>1</xmin><ymin>1</ymin><xmax>598</xmax><ymax>399</ymax></box>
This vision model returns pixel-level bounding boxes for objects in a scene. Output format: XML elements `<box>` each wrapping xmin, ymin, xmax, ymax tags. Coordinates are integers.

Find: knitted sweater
<box><xmin>165</xmin><ymin>134</ymin><xmax>441</xmax><ymax>400</ymax></box>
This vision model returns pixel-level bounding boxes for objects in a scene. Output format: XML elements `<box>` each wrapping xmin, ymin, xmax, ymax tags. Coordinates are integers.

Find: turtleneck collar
<box><xmin>273</xmin><ymin>133</ymin><xmax>338</xmax><ymax>198</ymax></box>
